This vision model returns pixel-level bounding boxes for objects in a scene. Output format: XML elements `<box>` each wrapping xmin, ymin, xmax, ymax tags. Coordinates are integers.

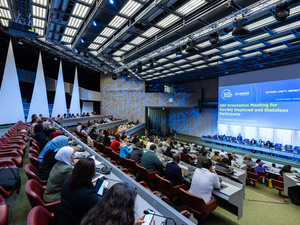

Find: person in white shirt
<box><xmin>76</xmin><ymin>123</ymin><xmax>82</xmax><ymax>133</ymax></box>
<box><xmin>146</xmin><ymin>137</ymin><xmax>154</xmax><ymax>150</ymax></box>
<box><xmin>189</xmin><ymin>158</ymin><xmax>220</xmax><ymax>203</ymax></box>
<box><xmin>219</xmin><ymin>150</ymin><xmax>227</xmax><ymax>158</ymax></box>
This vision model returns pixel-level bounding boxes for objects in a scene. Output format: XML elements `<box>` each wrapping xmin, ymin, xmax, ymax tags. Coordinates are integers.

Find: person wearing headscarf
<box><xmin>255</xmin><ymin>162</ymin><xmax>265</xmax><ymax>174</ymax></box>
<box><xmin>49</xmin><ymin>131</ymin><xmax>62</xmax><ymax>140</ymax></box>
<box><xmin>37</xmin><ymin>136</ymin><xmax>68</xmax><ymax>180</ymax></box>
<box><xmin>34</xmin><ymin>123</ymin><xmax>47</xmax><ymax>150</ymax></box>
<box><xmin>43</xmin><ymin>146</ymin><xmax>76</xmax><ymax>202</ymax></box>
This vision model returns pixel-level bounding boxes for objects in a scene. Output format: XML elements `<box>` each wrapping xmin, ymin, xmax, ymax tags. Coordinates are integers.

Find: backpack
<box><xmin>0</xmin><ymin>164</ymin><xmax>21</xmax><ymax>194</ymax></box>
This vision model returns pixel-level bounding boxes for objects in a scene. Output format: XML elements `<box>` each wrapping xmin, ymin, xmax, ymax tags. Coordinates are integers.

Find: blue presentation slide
<box><xmin>218</xmin><ymin>78</ymin><xmax>300</xmax><ymax>129</ymax></box>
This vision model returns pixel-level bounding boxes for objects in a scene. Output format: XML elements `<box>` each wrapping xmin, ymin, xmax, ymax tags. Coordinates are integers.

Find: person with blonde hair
<box><xmin>119</xmin><ymin>138</ymin><xmax>132</xmax><ymax>157</ymax></box>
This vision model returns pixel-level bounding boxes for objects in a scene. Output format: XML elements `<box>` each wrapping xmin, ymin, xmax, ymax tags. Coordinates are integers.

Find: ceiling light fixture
<box><xmin>186</xmin><ymin>39</ymin><xmax>197</xmax><ymax>54</ymax></box>
<box><xmin>232</xmin><ymin>18</ymin><xmax>249</xmax><ymax>37</ymax></box>
<box><xmin>80</xmin><ymin>38</ymin><xmax>85</xmax><ymax>43</ymax></box>
<box><xmin>275</xmin><ymin>3</ymin><xmax>290</xmax><ymax>21</ymax></box>
<box><xmin>18</xmin><ymin>39</ymin><xmax>23</xmax><ymax>45</ymax></box>
<box><xmin>93</xmin><ymin>20</ymin><xmax>98</xmax><ymax>27</ymax></box>
<box><xmin>209</xmin><ymin>32</ymin><xmax>219</xmax><ymax>45</ymax></box>
<box><xmin>109</xmin><ymin>0</ymin><xmax>114</xmax><ymax>5</ymax></box>
<box><xmin>176</xmin><ymin>47</ymin><xmax>182</xmax><ymax>57</ymax></box>
<box><xmin>74</xmin><ymin>48</ymin><xmax>79</xmax><ymax>53</ymax></box>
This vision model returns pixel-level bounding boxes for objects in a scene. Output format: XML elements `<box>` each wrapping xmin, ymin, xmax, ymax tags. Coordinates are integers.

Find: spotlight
<box><xmin>186</xmin><ymin>38</ymin><xmax>197</xmax><ymax>54</ymax></box>
<box><xmin>80</xmin><ymin>38</ymin><xmax>85</xmax><ymax>43</ymax></box>
<box><xmin>150</xmin><ymin>60</ymin><xmax>154</xmax><ymax>67</ymax></box>
<box><xmin>112</xmin><ymin>73</ymin><xmax>117</xmax><ymax>80</ymax></box>
<box><xmin>232</xmin><ymin>18</ymin><xmax>249</xmax><ymax>37</ymax></box>
<box><xmin>122</xmin><ymin>68</ymin><xmax>128</xmax><ymax>77</ymax></box>
<box><xmin>93</xmin><ymin>20</ymin><xmax>98</xmax><ymax>27</ymax></box>
<box><xmin>74</xmin><ymin>48</ymin><xmax>79</xmax><ymax>53</ymax></box>
<box><xmin>18</xmin><ymin>39</ymin><xmax>23</xmax><ymax>45</ymax></box>
<box><xmin>176</xmin><ymin>47</ymin><xmax>182</xmax><ymax>57</ymax></box>
<box><xmin>137</xmin><ymin>61</ymin><xmax>142</xmax><ymax>73</ymax></box>
<box><xmin>109</xmin><ymin>0</ymin><xmax>114</xmax><ymax>4</ymax></box>
<box><xmin>275</xmin><ymin>3</ymin><xmax>290</xmax><ymax>21</ymax></box>
<box><xmin>54</xmin><ymin>57</ymin><xmax>58</xmax><ymax>61</ymax></box>
<box><xmin>209</xmin><ymin>32</ymin><xmax>219</xmax><ymax>45</ymax></box>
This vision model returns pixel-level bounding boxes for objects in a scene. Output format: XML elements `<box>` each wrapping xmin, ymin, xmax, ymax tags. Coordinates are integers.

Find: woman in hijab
<box><xmin>43</xmin><ymin>146</ymin><xmax>76</xmax><ymax>202</ymax></box>
<box><xmin>37</xmin><ymin>136</ymin><xmax>68</xmax><ymax>180</ymax></box>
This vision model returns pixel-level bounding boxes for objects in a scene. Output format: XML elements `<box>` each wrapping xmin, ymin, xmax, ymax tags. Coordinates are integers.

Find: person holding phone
<box><xmin>81</xmin><ymin>183</ymin><xmax>154</xmax><ymax>225</ymax></box>
<box><xmin>57</xmin><ymin>158</ymin><xmax>101</xmax><ymax>225</ymax></box>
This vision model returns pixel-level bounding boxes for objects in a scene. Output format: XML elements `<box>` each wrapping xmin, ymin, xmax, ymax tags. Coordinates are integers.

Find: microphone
<box><xmin>102</xmin><ymin>176</ymin><xmax>121</xmax><ymax>183</ymax></box>
<box><xmin>143</xmin><ymin>210</ymin><xmax>177</xmax><ymax>225</ymax></box>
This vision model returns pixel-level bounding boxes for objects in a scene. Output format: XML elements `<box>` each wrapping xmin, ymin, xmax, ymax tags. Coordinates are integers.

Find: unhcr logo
<box><xmin>221</xmin><ymin>89</ymin><xmax>232</xmax><ymax>100</ymax></box>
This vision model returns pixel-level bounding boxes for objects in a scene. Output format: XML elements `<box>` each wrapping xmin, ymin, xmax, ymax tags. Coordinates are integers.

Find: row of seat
<box><xmin>0</xmin><ymin>121</ymin><xmax>30</xmax><ymax>225</ymax></box>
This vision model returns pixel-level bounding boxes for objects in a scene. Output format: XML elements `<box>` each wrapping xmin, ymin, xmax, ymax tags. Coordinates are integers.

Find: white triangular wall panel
<box><xmin>69</xmin><ymin>67</ymin><xmax>81</xmax><ymax>115</ymax></box>
<box><xmin>51</xmin><ymin>61</ymin><xmax>67</xmax><ymax>117</ymax></box>
<box><xmin>27</xmin><ymin>53</ymin><xmax>49</xmax><ymax>120</ymax></box>
<box><xmin>0</xmin><ymin>40</ymin><xmax>25</xmax><ymax>125</ymax></box>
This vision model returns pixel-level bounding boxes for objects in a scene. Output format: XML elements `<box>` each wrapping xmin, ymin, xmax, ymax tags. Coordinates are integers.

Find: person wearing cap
<box><xmin>254</xmin><ymin>161</ymin><xmax>265</xmax><ymax>174</ymax></box>
<box><xmin>119</xmin><ymin>138</ymin><xmax>132</xmax><ymax>157</ymax></box>
<box><xmin>130</xmin><ymin>141</ymin><xmax>144</xmax><ymax>164</ymax></box>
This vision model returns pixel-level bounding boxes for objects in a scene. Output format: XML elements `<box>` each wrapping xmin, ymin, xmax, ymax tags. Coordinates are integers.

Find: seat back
<box><xmin>25</xmin><ymin>179</ymin><xmax>46</xmax><ymax>208</ymax></box>
<box><xmin>29</xmin><ymin>147</ymin><xmax>39</xmax><ymax>157</ymax></box>
<box><xmin>278</xmin><ymin>176</ymin><xmax>283</xmax><ymax>181</ymax></box>
<box><xmin>27</xmin><ymin>206</ymin><xmax>55</xmax><ymax>225</ymax></box>
<box><xmin>29</xmin><ymin>153</ymin><xmax>40</xmax><ymax>169</ymax></box>
<box><xmin>24</xmin><ymin>164</ymin><xmax>47</xmax><ymax>185</ymax></box>
<box><xmin>179</xmin><ymin>188</ymin><xmax>217</xmax><ymax>218</ymax></box>
<box><xmin>0</xmin><ymin>159</ymin><xmax>16</xmax><ymax>168</ymax></box>
<box><xmin>247</xmin><ymin>171</ymin><xmax>259</xmax><ymax>181</ymax></box>
<box><xmin>257</xmin><ymin>171</ymin><xmax>266</xmax><ymax>177</ymax></box>
<box><xmin>155</xmin><ymin>174</ymin><xmax>174</xmax><ymax>197</ymax></box>
<box><xmin>135</xmin><ymin>163</ymin><xmax>149</xmax><ymax>181</ymax></box>
<box><xmin>123</xmin><ymin>157</ymin><xmax>137</xmax><ymax>173</ymax></box>
<box><xmin>0</xmin><ymin>195</ymin><xmax>8</xmax><ymax>225</ymax></box>
<box><xmin>272</xmin><ymin>179</ymin><xmax>284</xmax><ymax>190</ymax></box>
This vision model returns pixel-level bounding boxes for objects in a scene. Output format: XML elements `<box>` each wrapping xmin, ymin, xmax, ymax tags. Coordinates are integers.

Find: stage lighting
<box><xmin>176</xmin><ymin>47</ymin><xmax>182</xmax><ymax>57</ymax></box>
<box><xmin>112</xmin><ymin>73</ymin><xmax>117</xmax><ymax>80</ymax></box>
<box><xmin>137</xmin><ymin>61</ymin><xmax>142</xmax><ymax>73</ymax></box>
<box><xmin>209</xmin><ymin>32</ymin><xmax>219</xmax><ymax>45</ymax></box>
<box><xmin>18</xmin><ymin>39</ymin><xmax>23</xmax><ymax>45</ymax></box>
<box><xmin>109</xmin><ymin>0</ymin><xmax>114</xmax><ymax>4</ymax></box>
<box><xmin>122</xmin><ymin>68</ymin><xmax>128</xmax><ymax>77</ymax></box>
<box><xmin>232</xmin><ymin>18</ymin><xmax>249</xmax><ymax>37</ymax></box>
<box><xmin>74</xmin><ymin>48</ymin><xmax>79</xmax><ymax>53</ymax></box>
<box><xmin>186</xmin><ymin>39</ymin><xmax>197</xmax><ymax>54</ymax></box>
<box><xmin>80</xmin><ymin>38</ymin><xmax>85</xmax><ymax>43</ymax></box>
<box><xmin>275</xmin><ymin>3</ymin><xmax>290</xmax><ymax>21</ymax></box>
<box><xmin>93</xmin><ymin>20</ymin><xmax>98</xmax><ymax>27</ymax></box>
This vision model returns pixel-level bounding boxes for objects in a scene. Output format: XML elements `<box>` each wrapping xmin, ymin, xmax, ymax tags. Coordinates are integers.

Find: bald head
<box><xmin>173</xmin><ymin>153</ymin><xmax>180</xmax><ymax>163</ymax></box>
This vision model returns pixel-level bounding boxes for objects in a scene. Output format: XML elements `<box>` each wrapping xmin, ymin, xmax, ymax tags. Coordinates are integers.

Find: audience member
<box><xmin>44</xmin><ymin>146</ymin><xmax>76</xmax><ymax>202</ymax></box>
<box><xmin>102</xmin><ymin>130</ymin><xmax>111</xmax><ymax>147</ymax></box>
<box><xmin>156</xmin><ymin>142</ymin><xmax>164</xmax><ymax>154</ymax></box>
<box><xmin>237</xmin><ymin>133</ymin><xmax>243</xmax><ymax>142</ymax></box>
<box><xmin>110</xmin><ymin>135</ymin><xmax>121</xmax><ymax>152</ymax></box>
<box><xmin>146</xmin><ymin>137</ymin><xmax>154</xmax><ymax>150</ymax></box>
<box><xmin>132</xmin><ymin>135</ymin><xmax>139</xmax><ymax>144</ymax></box>
<box><xmin>215</xmin><ymin>158</ymin><xmax>233</xmax><ymax>175</ymax></box>
<box><xmin>81</xmin><ymin>183</ymin><xmax>150</xmax><ymax>225</ymax></box>
<box><xmin>57</xmin><ymin>158</ymin><xmax>100</xmax><ymax>225</ymax></box>
<box><xmin>37</xmin><ymin>136</ymin><xmax>68</xmax><ymax>180</ymax></box>
<box><xmin>180</xmin><ymin>148</ymin><xmax>195</xmax><ymax>164</ymax></box>
<box><xmin>89</xmin><ymin>127</ymin><xmax>98</xmax><ymax>140</ymax></box>
<box><xmin>141</xmin><ymin>144</ymin><xmax>163</xmax><ymax>173</ymax></box>
<box><xmin>211</xmin><ymin>151</ymin><xmax>221</xmax><ymax>162</ymax></box>
<box><xmin>163</xmin><ymin>146</ymin><xmax>173</xmax><ymax>158</ymax></box>
<box><xmin>119</xmin><ymin>138</ymin><xmax>132</xmax><ymax>157</ymax></box>
<box><xmin>231</xmin><ymin>152</ymin><xmax>238</xmax><ymax>159</ymax></box>
<box><xmin>80</xmin><ymin>125</ymin><xmax>88</xmax><ymax>136</ymax></box>
<box><xmin>255</xmin><ymin>162</ymin><xmax>265</xmax><ymax>174</ymax></box>
<box><xmin>121</xmin><ymin>132</ymin><xmax>127</xmax><ymax>140</ymax></box>
<box><xmin>130</xmin><ymin>142</ymin><xmax>144</xmax><ymax>164</ymax></box>
<box><xmin>34</xmin><ymin>123</ymin><xmax>47</xmax><ymax>150</ymax></box>
<box><xmin>219</xmin><ymin>150</ymin><xmax>227</xmax><ymax>158</ymax></box>
<box><xmin>243</xmin><ymin>157</ymin><xmax>253</xmax><ymax>169</ymax></box>
<box><xmin>76</xmin><ymin>123</ymin><xmax>82</xmax><ymax>132</ymax></box>
<box><xmin>196</xmin><ymin>149</ymin><xmax>208</xmax><ymax>168</ymax></box>
<box><xmin>189</xmin><ymin>159</ymin><xmax>220</xmax><ymax>203</ymax></box>
<box><xmin>49</xmin><ymin>131</ymin><xmax>62</xmax><ymax>140</ymax></box>
<box><xmin>250</xmin><ymin>138</ymin><xmax>256</xmax><ymax>145</ymax></box>
<box><xmin>279</xmin><ymin>165</ymin><xmax>292</xmax><ymax>176</ymax></box>
<box><xmin>165</xmin><ymin>153</ymin><xmax>184</xmax><ymax>186</ymax></box>
<box><xmin>97</xmin><ymin>129</ymin><xmax>104</xmax><ymax>143</ymax></box>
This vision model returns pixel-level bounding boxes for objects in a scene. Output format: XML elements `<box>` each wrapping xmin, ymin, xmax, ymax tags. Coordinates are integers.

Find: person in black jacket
<box><xmin>129</xmin><ymin>142</ymin><xmax>144</xmax><ymax>164</ymax></box>
<box><xmin>57</xmin><ymin>158</ymin><xmax>101</xmax><ymax>225</ymax></box>
<box><xmin>164</xmin><ymin>153</ymin><xmax>184</xmax><ymax>186</ymax></box>
<box><xmin>132</xmin><ymin>135</ymin><xmax>139</xmax><ymax>144</ymax></box>
<box><xmin>102</xmin><ymin>130</ymin><xmax>111</xmax><ymax>147</ymax></box>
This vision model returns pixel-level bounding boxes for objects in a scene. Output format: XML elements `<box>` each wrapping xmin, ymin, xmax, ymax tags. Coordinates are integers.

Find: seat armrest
<box><xmin>44</xmin><ymin>200</ymin><xmax>61</xmax><ymax>213</ymax></box>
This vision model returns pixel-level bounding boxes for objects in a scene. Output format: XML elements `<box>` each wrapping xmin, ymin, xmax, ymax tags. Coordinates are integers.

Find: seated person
<box><xmin>156</xmin><ymin>142</ymin><xmax>164</xmax><ymax>154</ymax></box>
<box><xmin>254</xmin><ymin>162</ymin><xmax>265</xmax><ymax>174</ymax></box>
<box><xmin>141</xmin><ymin>144</ymin><xmax>163</xmax><ymax>173</ymax></box>
<box><xmin>119</xmin><ymin>138</ymin><xmax>132</xmax><ymax>157</ymax></box>
<box><xmin>231</xmin><ymin>151</ymin><xmax>238</xmax><ymax>159</ymax></box>
<box><xmin>146</xmin><ymin>137</ymin><xmax>154</xmax><ymax>150</ymax></box>
<box><xmin>121</xmin><ymin>132</ymin><xmax>127</xmax><ymax>140</ymax></box>
<box><xmin>130</xmin><ymin>142</ymin><xmax>144</xmax><ymax>164</ymax></box>
<box><xmin>89</xmin><ymin>127</ymin><xmax>98</xmax><ymax>141</ymax></box>
<box><xmin>132</xmin><ymin>135</ymin><xmax>139</xmax><ymax>144</ymax></box>
<box><xmin>34</xmin><ymin>123</ymin><xmax>48</xmax><ymax>150</ymax></box>
<box><xmin>165</xmin><ymin>153</ymin><xmax>184</xmax><ymax>186</ymax></box>
<box><xmin>250</xmin><ymin>138</ymin><xmax>256</xmax><ymax>145</ymax></box>
<box><xmin>97</xmin><ymin>129</ymin><xmax>104</xmax><ymax>143</ymax></box>
<box><xmin>57</xmin><ymin>158</ymin><xmax>100</xmax><ymax>225</ymax></box>
<box><xmin>102</xmin><ymin>130</ymin><xmax>111</xmax><ymax>147</ymax></box>
<box><xmin>189</xmin><ymin>159</ymin><xmax>220</xmax><ymax>203</ymax></box>
<box><xmin>215</xmin><ymin>158</ymin><xmax>234</xmax><ymax>175</ymax></box>
<box><xmin>237</xmin><ymin>133</ymin><xmax>243</xmax><ymax>142</ymax></box>
<box><xmin>76</xmin><ymin>123</ymin><xmax>82</xmax><ymax>132</ymax></box>
<box><xmin>265</xmin><ymin>140</ymin><xmax>274</xmax><ymax>148</ymax></box>
<box><xmin>80</xmin><ymin>125</ymin><xmax>88</xmax><ymax>136</ymax></box>
<box><xmin>37</xmin><ymin>136</ymin><xmax>68</xmax><ymax>180</ymax></box>
<box><xmin>280</xmin><ymin>165</ymin><xmax>292</xmax><ymax>176</ymax></box>
<box><xmin>211</xmin><ymin>151</ymin><xmax>222</xmax><ymax>162</ymax></box>
<box><xmin>243</xmin><ymin>157</ymin><xmax>253</xmax><ymax>169</ymax></box>
<box><xmin>196</xmin><ymin>149</ymin><xmax>208</xmax><ymax>168</ymax></box>
<box><xmin>163</xmin><ymin>146</ymin><xmax>173</xmax><ymax>158</ymax></box>
<box><xmin>219</xmin><ymin>150</ymin><xmax>227</xmax><ymax>158</ymax></box>
<box><xmin>180</xmin><ymin>148</ymin><xmax>195</xmax><ymax>164</ymax></box>
<box><xmin>257</xmin><ymin>139</ymin><xmax>263</xmax><ymax>147</ymax></box>
<box><xmin>43</xmin><ymin>146</ymin><xmax>76</xmax><ymax>202</ymax></box>
<box><xmin>110</xmin><ymin>135</ymin><xmax>121</xmax><ymax>152</ymax></box>
<box><xmin>81</xmin><ymin>183</ymin><xmax>152</xmax><ymax>225</ymax></box>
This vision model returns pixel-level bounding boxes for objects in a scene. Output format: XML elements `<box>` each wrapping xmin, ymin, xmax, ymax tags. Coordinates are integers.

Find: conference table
<box><xmin>87</xmin><ymin>119</ymin><xmax>129</xmax><ymax>132</ymax></box>
<box><xmin>201</xmin><ymin>137</ymin><xmax>300</xmax><ymax>160</ymax></box>
<box><xmin>51</xmin><ymin>120</ymin><xmax>193</xmax><ymax>225</ymax></box>
<box><xmin>153</xmin><ymin>152</ymin><xmax>244</xmax><ymax>220</ymax></box>
<box><xmin>56</xmin><ymin>114</ymin><xmax>113</xmax><ymax>127</ymax></box>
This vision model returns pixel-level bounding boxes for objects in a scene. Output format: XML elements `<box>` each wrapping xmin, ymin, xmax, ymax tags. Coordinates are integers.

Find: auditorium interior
<box><xmin>0</xmin><ymin>0</ymin><xmax>300</xmax><ymax>225</ymax></box>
